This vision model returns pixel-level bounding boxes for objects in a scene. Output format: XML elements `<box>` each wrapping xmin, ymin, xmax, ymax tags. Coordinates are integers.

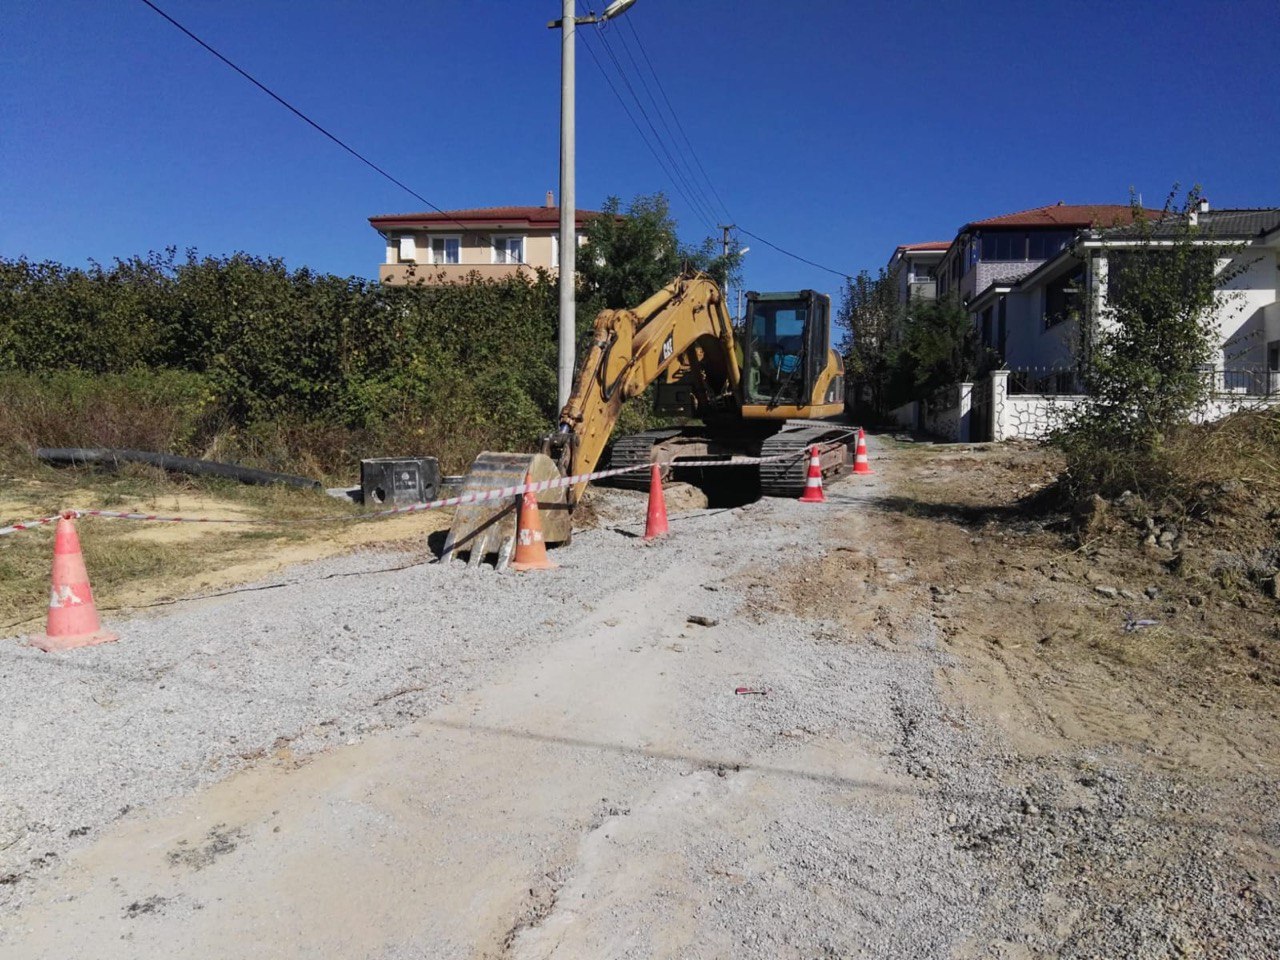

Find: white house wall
<box><xmin>1217</xmin><ymin>250</ymin><xmax>1279</xmax><ymax>369</ymax></box>
<box><xmin>1001</xmin><ymin>286</ymin><xmax>1079</xmax><ymax>371</ymax></box>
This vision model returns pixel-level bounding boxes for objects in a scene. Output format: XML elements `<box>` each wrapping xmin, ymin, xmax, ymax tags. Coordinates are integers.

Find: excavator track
<box><xmin>600</xmin><ymin>421</ymin><xmax>854</xmax><ymax>499</ymax></box>
<box><xmin>600</xmin><ymin>428</ymin><xmax>684</xmax><ymax>489</ymax></box>
<box><xmin>758</xmin><ymin>421</ymin><xmax>855</xmax><ymax>498</ymax></box>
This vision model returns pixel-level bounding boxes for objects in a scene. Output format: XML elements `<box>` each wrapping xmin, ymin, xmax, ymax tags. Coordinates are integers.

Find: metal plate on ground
<box><xmin>440</xmin><ymin>452</ymin><xmax>571</xmax><ymax>568</ymax></box>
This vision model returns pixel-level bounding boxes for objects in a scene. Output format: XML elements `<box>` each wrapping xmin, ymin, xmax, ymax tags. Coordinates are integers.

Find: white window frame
<box><xmin>428</xmin><ymin>234</ymin><xmax>461</xmax><ymax>265</ymax></box>
<box><xmin>397</xmin><ymin>234</ymin><xmax>416</xmax><ymax>263</ymax></box>
<box><xmin>551</xmin><ymin>230</ymin><xmax>582</xmax><ymax>265</ymax></box>
<box><xmin>491</xmin><ymin>234</ymin><xmax>525</xmax><ymax>265</ymax></box>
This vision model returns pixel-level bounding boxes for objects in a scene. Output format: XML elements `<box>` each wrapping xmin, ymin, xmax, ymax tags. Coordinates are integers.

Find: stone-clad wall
<box><xmin>1000</xmin><ymin>394</ymin><xmax>1084</xmax><ymax>439</ymax></box>
<box><xmin>894</xmin><ymin>374</ymin><xmax>1275</xmax><ymax>444</ymax></box>
<box><xmin>988</xmin><ymin>370</ymin><xmax>1083</xmax><ymax>441</ymax></box>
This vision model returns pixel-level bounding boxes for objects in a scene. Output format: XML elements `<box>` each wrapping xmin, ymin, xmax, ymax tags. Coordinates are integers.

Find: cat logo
<box><xmin>660</xmin><ymin>334</ymin><xmax>674</xmax><ymax>363</ymax></box>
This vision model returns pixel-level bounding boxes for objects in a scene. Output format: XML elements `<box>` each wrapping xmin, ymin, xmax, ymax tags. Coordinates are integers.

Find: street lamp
<box><xmin>548</xmin><ymin>0</ymin><xmax>638</xmax><ymax>414</ymax></box>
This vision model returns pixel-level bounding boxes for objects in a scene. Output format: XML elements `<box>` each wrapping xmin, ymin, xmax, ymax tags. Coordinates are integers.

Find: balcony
<box><xmin>907</xmin><ymin>280</ymin><xmax>937</xmax><ymax>301</ymax></box>
<box><xmin>379</xmin><ymin>262</ymin><xmax>540</xmax><ymax>285</ymax></box>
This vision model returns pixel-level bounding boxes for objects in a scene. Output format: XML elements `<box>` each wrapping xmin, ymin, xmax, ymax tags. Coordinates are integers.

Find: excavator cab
<box><xmin>741</xmin><ymin>290</ymin><xmax>834</xmax><ymax>410</ymax></box>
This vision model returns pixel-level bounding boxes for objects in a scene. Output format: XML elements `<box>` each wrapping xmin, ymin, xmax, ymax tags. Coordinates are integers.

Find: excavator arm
<box><xmin>443</xmin><ymin>272</ymin><xmax>741</xmax><ymax>566</ymax></box>
<box><xmin>546</xmin><ymin>271</ymin><xmax>741</xmax><ymax>502</ymax></box>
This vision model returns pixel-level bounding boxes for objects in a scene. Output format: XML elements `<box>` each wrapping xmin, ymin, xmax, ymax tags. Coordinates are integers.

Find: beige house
<box><xmin>369</xmin><ymin>193</ymin><xmax>605</xmax><ymax>284</ymax></box>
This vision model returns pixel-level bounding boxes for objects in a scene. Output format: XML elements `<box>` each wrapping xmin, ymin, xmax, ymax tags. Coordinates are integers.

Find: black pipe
<box><xmin>36</xmin><ymin>448</ymin><xmax>322</xmax><ymax>490</ymax></box>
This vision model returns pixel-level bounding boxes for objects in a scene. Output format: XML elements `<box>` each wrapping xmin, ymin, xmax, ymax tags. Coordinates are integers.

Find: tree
<box><xmin>577</xmin><ymin>193</ymin><xmax>739</xmax><ymax>314</ymax></box>
<box><xmin>1054</xmin><ymin>186</ymin><xmax>1242</xmax><ymax>497</ymax></box>
<box><xmin>838</xmin><ymin>267</ymin><xmax>903</xmax><ymax>415</ymax></box>
<box><xmin>888</xmin><ymin>295</ymin><xmax>978</xmax><ymax>407</ymax></box>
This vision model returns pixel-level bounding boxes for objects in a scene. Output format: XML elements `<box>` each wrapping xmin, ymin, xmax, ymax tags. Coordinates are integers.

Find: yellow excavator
<box><xmin>442</xmin><ymin>270</ymin><xmax>852</xmax><ymax>565</ymax></box>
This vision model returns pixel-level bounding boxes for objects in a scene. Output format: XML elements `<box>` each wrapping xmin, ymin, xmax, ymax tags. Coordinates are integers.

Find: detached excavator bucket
<box><xmin>440</xmin><ymin>451</ymin><xmax>572</xmax><ymax>568</ymax></box>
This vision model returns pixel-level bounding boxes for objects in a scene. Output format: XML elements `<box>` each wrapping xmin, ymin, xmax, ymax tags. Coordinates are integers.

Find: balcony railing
<box><xmin>1205</xmin><ymin>367</ymin><xmax>1280</xmax><ymax>396</ymax></box>
<box><xmin>1003</xmin><ymin>366</ymin><xmax>1279</xmax><ymax>397</ymax></box>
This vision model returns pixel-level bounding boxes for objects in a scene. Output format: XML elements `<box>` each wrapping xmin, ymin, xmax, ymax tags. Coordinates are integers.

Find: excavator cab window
<box><xmin>743</xmin><ymin>291</ymin><xmax>826</xmax><ymax>405</ymax></box>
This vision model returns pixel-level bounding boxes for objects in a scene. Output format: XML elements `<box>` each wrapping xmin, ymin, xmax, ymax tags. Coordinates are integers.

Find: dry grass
<box><xmin>1170</xmin><ymin>407</ymin><xmax>1280</xmax><ymax>507</ymax></box>
<box><xmin>0</xmin><ymin>464</ymin><xmax>398</xmax><ymax>634</ymax></box>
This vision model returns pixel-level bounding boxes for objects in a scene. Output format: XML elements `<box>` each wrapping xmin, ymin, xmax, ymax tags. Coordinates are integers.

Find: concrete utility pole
<box><xmin>557</xmin><ymin>0</ymin><xmax>576</xmax><ymax>414</ymax></box>
<box><xmin>549</xmin><ymin>0</ymin><xmax>637</xmax><ymax>415</ymax></box>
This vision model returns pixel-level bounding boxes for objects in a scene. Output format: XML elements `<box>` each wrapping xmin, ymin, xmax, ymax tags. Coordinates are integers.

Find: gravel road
<box><xmin>2</xmin><ymin>453</ymin><xmax>1275</xmax><ymax>958</ymax></box>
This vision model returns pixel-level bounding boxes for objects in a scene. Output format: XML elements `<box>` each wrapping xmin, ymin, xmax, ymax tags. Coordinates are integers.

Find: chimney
<box><xmin>545</xmin><ymin>190</ymin><xmax>555</xmax><ymax>208</ymax></box>
<box><xmin>1189</xmin><ymin>197</ymin><xmax>1208</xmax><ymax>227</ymax></box>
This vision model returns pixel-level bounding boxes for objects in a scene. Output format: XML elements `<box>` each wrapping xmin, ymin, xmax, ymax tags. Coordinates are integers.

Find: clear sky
<box><xmin>2</xmin><ymin>0</ymin><xmax>1278</xmax><ymax>303</ymax></box>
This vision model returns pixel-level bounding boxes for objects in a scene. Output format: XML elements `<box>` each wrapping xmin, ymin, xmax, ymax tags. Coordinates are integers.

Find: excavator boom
<box><xmin>548</xmin><ymin>271</ymin><xmax>740</xmax><ymax>501</ymax></box>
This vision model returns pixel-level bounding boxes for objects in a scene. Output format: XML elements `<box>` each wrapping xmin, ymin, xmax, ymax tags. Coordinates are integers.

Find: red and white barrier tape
<box><xmin>1</xmin><ymin>437</ymin><xmax>852</xmax><ymax>537</ymax></box>
<box><xmin>0</xmin><ymin>515</ymin><xmax>63</xmax><ymax>538</ymax></box>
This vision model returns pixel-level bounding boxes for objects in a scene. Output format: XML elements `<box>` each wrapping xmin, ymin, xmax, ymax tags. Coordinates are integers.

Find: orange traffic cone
<box><xmin>644</xmin><ymin>463</ymin><xmax>669</xmax><ymax>540</ymax></box>
<box><xmin>31</xmin><ymin>513</ymin><xmax>118</xmax><ymax>652</ymax></box>
<box><xmin>853</xmin><ymin>428</ymin><xmax>874</xmax><ymax>475</ymax></box>
<box><xmin>799</xmin><ymin>445</ymin><xmax>826</xmax><ymax>503</ymax></box>
<box><xmin>511</xmin><ymin>474</ymin><xmax>557</xmax><ymax>571</ymax></box>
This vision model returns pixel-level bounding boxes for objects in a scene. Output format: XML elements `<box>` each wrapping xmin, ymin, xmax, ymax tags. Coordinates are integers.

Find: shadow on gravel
<box><xmin>420</xmin><ymin>718</ymin><xmax>1269</xmax><ymax>842</ymax></box>
<box><xmin>861</xmin><ymin>490</ymin><xmax>1069</xmax><ymax>531</ymax></box>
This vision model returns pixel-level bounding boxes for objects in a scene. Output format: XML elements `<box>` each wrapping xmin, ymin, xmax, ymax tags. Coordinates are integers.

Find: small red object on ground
<box><xmin>734</xmin><ymin>686</ymin><xmax>769</xmax><ymax>696</ymax></box>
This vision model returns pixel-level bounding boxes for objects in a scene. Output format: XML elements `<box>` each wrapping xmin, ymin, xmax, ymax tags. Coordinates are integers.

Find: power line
<box><xmin>592</xmin><ymin>29</ymin><xmax>719</xmax><ymax>229</ymax></box>
<box><xmin>576</xmin><ymin>28</ymin><xmax>717</xmax><ymax>231</ymax></box>
<box><xmin>618</xmin><ymin>15</ymin><xmax>734</xmax><ymax>226</ymax></box>
<box><xmin>735</xmin><ymin>226</ymin><xmax>854</xmax><ymax>281</ymax></box>
<box><xmin>577</xmin><ymin>6</ymin><xmax>718</xmax><ymax>229</ymax></box>
<box><xmin>582</xmin><ymin>11</ymin><xmax>851</xmax><ymax>282</ymax></box>
<box><xmin>135</xmin><ymin>0</ymin><xmax>534</xmax><ymax>265</ymax></box>
<box><xmin>603</xmin><ymin>19</ymin><xmax>727</xmax><ymax>227</ymax></box>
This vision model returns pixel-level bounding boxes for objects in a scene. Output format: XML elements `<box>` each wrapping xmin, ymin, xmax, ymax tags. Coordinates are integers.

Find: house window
<box><xmin>982</xmin><ymin>232</ymin><xmax>1026</xmax><ymax>261</ymax></box>
<box><xmin>397</xmin><ymin>234</ymin><xmax>416</xmax><ymax>263</ymax></box>
<box><xmin>429</xmin><ymin>235</ymin><xmax>461</xmax><ymax>265</ymax></box>
<box><xmin>1045</xmin><ymin>268</ymin><xmax>1084</xmax><ymax>328</ymax></box>
<box><xmin>1028</xmin><ymin>231</ymin><xmax>1072</xmax><ymax>260</ymax></box>
<box><xmin>911</xmin><ymin>261</ymin><xmax>934</xmax><ymax>281</ymax></box>
<box><xmin>492</xmin><ymin>235</ymin><xmax>525</xmax><ymax>265</ymax></box>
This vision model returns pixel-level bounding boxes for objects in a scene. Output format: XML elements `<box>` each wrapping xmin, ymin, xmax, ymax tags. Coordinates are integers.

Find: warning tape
<box><xmin>1</xmin><ymin>436</ymin><xmax>852</xmax><ymax>537</ymax></box>
<box><xmin>0</xmin><ymin>515</ymin><xmax>63</xmax><ymax>538</ymax></box>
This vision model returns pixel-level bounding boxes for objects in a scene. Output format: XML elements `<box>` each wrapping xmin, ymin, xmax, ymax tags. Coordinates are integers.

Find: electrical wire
<box><xmin>135</xmin><ymin>0</ymin><xmax>537</xmax><ymax>267</ymax></box>
<box><xmin>580</xmin><ymin>9</ymin><xmax>854</xmax><ymax>282</ymax></box>
<box><xmin>575</xmin><ymin>2</ymin><xmax>718</xmax><ymax>230</ymax></box>
<box><xmin>145</xmin><ymin>0</ymin><xmax>855</xmax><ymax>285</ymax></box>
<box><xmin>602</xmin><ymin>19</ymin><xmax>726</xmax><ymax>228</ymax></box>
<box><xmin>735</xmin><ymin>226</ymin><xmax>854</xmax><ymax>281</ymax></box>
<box><xmin>576</xmin><ymin>30</ymin><xmax>716</xmax><ymax>231</ymax></box>
<box><xmin>590</xmin><ymin>28</ymin><xmax>719</xmax><ymax>230</ymax></box>
<box><xmin>617</xmin><ymin>15</ymin><xmax>734</xmax><ymax>226</ymax></box>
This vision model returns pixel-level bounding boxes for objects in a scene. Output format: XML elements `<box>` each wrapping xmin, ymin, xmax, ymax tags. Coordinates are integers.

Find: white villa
<box><xmin>889</xmin><ymin>202</ymin><xmax>1280</xmax><ymax>441</ymax></box>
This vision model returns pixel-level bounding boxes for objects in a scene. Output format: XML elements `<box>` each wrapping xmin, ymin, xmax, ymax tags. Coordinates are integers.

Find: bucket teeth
<box><xmin>442</xmin><ymin>452</ymin><xmax>571</xmax><ymax>567</ymax></box>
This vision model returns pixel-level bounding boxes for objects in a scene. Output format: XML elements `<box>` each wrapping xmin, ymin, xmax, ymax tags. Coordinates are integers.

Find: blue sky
<box><xmin>2</xmin><ymin>0</ymin><xmax>1278</xmax><ymax>303</ymax></box>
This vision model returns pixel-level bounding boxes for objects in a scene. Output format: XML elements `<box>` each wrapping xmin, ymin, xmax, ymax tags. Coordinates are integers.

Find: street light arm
<box><xmin>547</xmin><ymin>0</ymin><xmax>636</xmax><ymax>28</ymax></box>
<box><xmin>602</xmin><ymin>0</ymin><xmax>638</xmax><ymax>20</ymax></box>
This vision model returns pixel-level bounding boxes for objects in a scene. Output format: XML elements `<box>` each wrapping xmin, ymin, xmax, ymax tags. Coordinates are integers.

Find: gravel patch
<box><xmin>0</xmin><ymin>491</ymin><xmax>685</xmax><ymax>901</ymax></box>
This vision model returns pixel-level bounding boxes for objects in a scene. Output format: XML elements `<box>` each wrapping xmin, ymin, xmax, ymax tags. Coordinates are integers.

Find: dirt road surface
<box><xmin>2</xmin><ymin>441</ymin><xmax>1277</xmax><ymax>958</ymax></box>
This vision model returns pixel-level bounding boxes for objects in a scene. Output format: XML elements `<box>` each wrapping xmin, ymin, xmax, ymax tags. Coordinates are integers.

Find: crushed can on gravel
<box><xmin>440</xmin><ymin>452</ymin><xmax>571</xmax><ymax>569</ymax></box>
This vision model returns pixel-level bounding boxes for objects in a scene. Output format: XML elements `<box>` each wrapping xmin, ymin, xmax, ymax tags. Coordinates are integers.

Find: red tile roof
<box><xmin>897</xmin><ymin>241</ymin><xmax>951</xmax><ymax>251</ymax></box>
<box><xmin>369</xmin><ymin>205</ymin><xmax>608</xmax><ymax>229</ymax></box>
<box><xmin>966</xmin><ymin>203</ymin><xmax>1162</xmax><ymax>231</ymax></box>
